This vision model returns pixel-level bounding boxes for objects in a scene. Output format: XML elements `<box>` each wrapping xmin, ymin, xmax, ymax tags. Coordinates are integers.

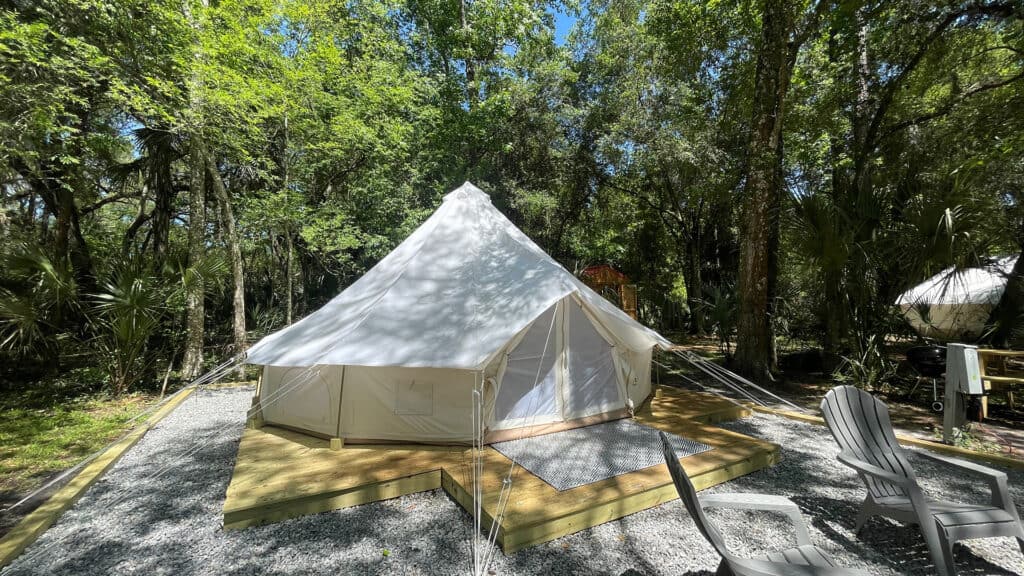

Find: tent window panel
<box><xmin>496</xmin><ymin>356</ymin><xmax>559</xmax><ymax>420</ymax></box>
<box><xmin>341</xmin><ymin>367</ymin><xmax>475</xmax><ymax>441</ymax></box>
<box><xmin>395</xmin><ymin>380</ymin><xmax>433</xmax><ymax>415</ymax></box>
<box><xmin>564</xmin><ymin>301</ymin><xmax>623</xmax><ymax>418</ymax></box>
<box><xmin>493</xmin><ymin>304</ymin><xmax>560</xmax><ymax>423</ymax></box>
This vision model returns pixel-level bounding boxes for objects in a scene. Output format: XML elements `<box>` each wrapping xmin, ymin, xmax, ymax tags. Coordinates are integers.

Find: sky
<box><xmin>552</xmin><ymin>7</ymin><xmax>576</xmax><ymax>46</ymax></box>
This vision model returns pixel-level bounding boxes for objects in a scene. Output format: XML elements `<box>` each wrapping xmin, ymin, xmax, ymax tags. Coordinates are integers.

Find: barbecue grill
<box><xmin>906</xmin><ymin>345</ymin><xmax>947</xmax><ymax>411</ymax></box>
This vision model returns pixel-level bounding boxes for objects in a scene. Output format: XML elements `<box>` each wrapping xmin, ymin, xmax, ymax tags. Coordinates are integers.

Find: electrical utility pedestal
<box><xmin>942</xmin><ymin>343</ymin><xmax>984</xmax><ymax>444</ymax></box>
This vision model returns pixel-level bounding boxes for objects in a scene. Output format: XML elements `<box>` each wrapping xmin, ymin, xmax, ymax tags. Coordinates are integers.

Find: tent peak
<box><xmin>444</xmin><ymin>181</ymin><xmax>490</xmax><ymax>203</ymax></box>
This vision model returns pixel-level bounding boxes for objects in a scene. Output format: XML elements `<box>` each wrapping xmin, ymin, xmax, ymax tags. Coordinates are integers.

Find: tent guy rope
<box><xmin>658</xmin><ymin>350</ymin><xmax>809</xmax><ymax>414</ymax></box>
<box><xmin>9</xmin><ymin>356</ymin><xmax>338</xmax><ymax>569</ymax></box>
<box><xmin>1</xmin><ymin>353</ymin><xmax>244</xmax><ymax>514</ymax></box>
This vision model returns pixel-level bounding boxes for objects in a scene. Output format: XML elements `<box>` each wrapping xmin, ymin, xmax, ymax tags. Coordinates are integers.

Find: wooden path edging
<box><xmin>750</xmin><ymin>405</ymin><xmax>1024</xmax><ymax>471</ymax></box>
<box><xmin>0</xmin><ymin>387</ymin><xmax>196</xmax><ymax>569</ymax></box>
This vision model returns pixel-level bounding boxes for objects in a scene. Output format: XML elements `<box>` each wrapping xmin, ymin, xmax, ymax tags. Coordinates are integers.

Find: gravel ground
<box><xmin>3</xmin><ymin>386</ymin><xmax>1024</xmax><ymax>576</ymax></box>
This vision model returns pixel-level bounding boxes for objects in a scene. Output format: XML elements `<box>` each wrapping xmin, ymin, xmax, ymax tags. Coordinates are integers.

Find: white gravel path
<box><xmin>3</xmin><ymin>386</ymin><xmax>1023</xmax><ymax>575</ymax></box>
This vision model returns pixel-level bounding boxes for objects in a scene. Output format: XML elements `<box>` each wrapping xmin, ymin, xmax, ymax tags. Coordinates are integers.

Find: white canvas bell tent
<box><xmin>896</xmin><ymin>256</ymin><xmax>1017</xmax><ymax>341</ymax></box>
<box><xmin>244</xmin><ymin>182</ymin><xmax>671</xmax><ymax>444</ymax></box>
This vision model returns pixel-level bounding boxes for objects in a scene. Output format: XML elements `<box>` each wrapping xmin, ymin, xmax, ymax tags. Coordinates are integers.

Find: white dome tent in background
<box><xmin>244</xmin><ymin>182</ymin><xmax>671</xmax><ymax>444</ymax></box>
<box><xmin>896</xmin><ymin>256</ymin><xmax>1017</xmax><ymax>341</ymax></box>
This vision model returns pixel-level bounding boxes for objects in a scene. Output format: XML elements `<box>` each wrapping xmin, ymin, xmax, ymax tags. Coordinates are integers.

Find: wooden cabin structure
<box><xmin>580</xmin><ymin>264</ymin><xmax>638</xmax><ymax>320</ymax></box>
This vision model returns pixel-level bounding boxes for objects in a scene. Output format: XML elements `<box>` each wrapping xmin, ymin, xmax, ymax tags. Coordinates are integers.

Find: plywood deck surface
<box><xmin>223</xmin><ymin>387</ymin><xmax>779</xmax><ymax>552</ymax></box>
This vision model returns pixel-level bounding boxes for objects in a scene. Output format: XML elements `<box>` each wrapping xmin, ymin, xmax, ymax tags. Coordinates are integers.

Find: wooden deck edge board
<box><xmin>492</xmin><ymin>442</ymin><xmax>781</xmax><ymax>520</ymax></box>
<box><xmin>652</xmin><ymin>408</ymin><xmax>751</xmax><ymax>425</ymax></box>
<box><xmin>220</xmin><ymin>434</ymin><xmax>779</xmax><ymax>545</ymax></box>
<box><xmin>498</xmin><ymin>448</ymin><xmax>779</xmax><ymax>553</ymax></box>
<box><xmin>224</xmin><ymin>470</ymin><xmax>443</xmax><ymax>530</ymax></box>
<box><xmin>750</xmin><ymin>405</ymin><xmax>1024</xmax><ymax>470</ymax></box>
<box><xmin>225</xmin><ymin>455</ymin><xmax>463</xmax><ymax>500</ymax></box>
<box><xmin>223</xmin><ymin>466</ymin><xmax>451</xmax><ymax>511</ymax></box>
<box><xmin>0</xmin><ymin>387</ymin><xmax>195</xmax><ymax>569</ymax></box>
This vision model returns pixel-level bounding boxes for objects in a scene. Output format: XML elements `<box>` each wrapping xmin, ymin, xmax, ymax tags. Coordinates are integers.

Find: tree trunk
<box><xmin>206</xmin><ymin>156</ymin><xmax>246</xmax><ymax>374</ymax></box>
<box><xmin>150</xmin><ymin>166</ymin><xmax>174</xmax><ymax>269</ymax></box>
<box><xmin>459</xmin><ymin>0</ymin><xmax>477</xmax><ymax>109</ymax></box>
<box><xmin>39</xmin><ymin>182</ymin><xmax>96</xmax><ymax>291</ymax></box>
<box><xmin>181</xmin><ymin>137</ymin><xmax>207</xmax><ymax>380</ymax></box>
<box><xmin>285</xmin><ymin>229</ymin><xmax>294</xmax><ymax>325</ymax></box>
<box><xmin>181</xmin><ymin>0</ymin><xmax>209</xmax><ymax>380</ymax></box>
<box><xmin>734</xmin><ymin>0</ymin><xmax>794</xmax><ymax>381</ymax></box>
<box><xmin>686</xmin><ymin>240</ymin><xmax>705</xmax><ymax>335</ymax></box>
<box><xmin>14</xmin><ymin>156</ymin><xmax>97</xmax><ymax>292</ymax></box>
<box><xmin>986</xmin><ymin>249</ymin><xmax>1024</xmax><ymax>348</ymax></box>
<box><xmin>847</xmin><ymin>6</ymin><xmax>879</xmax><ymax>346</ymax></box>
<box><xmin>822</xmin><ymin>270</ymin><xmax>845</xmax><ymax>354</ymax></box>
<box><xmin>852</xmin><ymin>6</ymin><xmax>873</xmax><ymax>204</ymax></box>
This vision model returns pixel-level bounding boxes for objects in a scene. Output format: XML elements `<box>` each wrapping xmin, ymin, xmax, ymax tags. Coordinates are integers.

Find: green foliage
<box><xmin>833</xmin><ymin>335</ymin><xmax>900</xmax><ymax>393</ymax></box>
<box><xmin>0</xmin><ymin>243</ymin><xmax>79</xmax><ymax>359</ymax></box>
<box><xmin>89</xmin><ymin>261</ymin><xmax>169</xmax><ymax>395</ymax></box>
<box><xmin>0</xmin><ymin>386</ymin><xmax>155</xmax><ymax>495</ymax></box>
<box><xmin>697</xmin><ymin>284</ymin><xmax>737</xmax><ymax>357</ymax></box>
<box><xmin>1</xmin><ymin>0</ymin><xmax>1022</xmax><ymax>396</ymax></box>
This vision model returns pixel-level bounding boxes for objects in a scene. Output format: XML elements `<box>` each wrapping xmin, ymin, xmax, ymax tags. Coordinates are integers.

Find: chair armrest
<box><xmin>837</xmin><ymin>452</ymin><xmax>915</xmax><ymax>489</ymax></box>
<box><xmin>915</xmin><ymin>450</ymin><xmax>1014</xmax><ymax>510</ymax></box>
<box><xmin>700</xmin><ymin>492</ymin><xmax>812</xmax><ymax>546</ymax></box>
<box><xmin>915</xmin><ymin>450</ymin><xmax>1007</xmax><ymax>480</ymax></box>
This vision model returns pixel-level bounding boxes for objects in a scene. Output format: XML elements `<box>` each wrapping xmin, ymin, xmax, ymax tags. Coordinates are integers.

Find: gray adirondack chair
<box><xmin>821</xmin><ymin>385</ymin><xmax>1024</xmax><ymax>576</ymax></box>
<box><xmin>659</xmin><ymin>431</ymin><xmax>867</xmax><ymax>576</ymax></box>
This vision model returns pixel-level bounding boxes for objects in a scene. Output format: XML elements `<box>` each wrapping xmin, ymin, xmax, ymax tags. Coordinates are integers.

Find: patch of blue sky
<box><xmin>553</xmin><ymin>5</ymin><xmax>576</xmax><ymax>46</ymax></box>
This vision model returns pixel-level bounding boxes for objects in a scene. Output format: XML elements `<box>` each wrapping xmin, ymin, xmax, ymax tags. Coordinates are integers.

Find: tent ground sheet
<box><xmin>490</xmin><ymin>418</ymin><xmax>712</xmax><ymax>491</ymax></box>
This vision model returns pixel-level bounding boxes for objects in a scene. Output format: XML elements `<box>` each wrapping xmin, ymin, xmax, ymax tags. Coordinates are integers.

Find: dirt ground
<box><xmin>769</xmin><ymin>372</ymin><xmax>1024</xmax><ymax>456</ymax></box>
<box><xmin>661</xmin><ymin>338</ymin><xmax>1024</xmax><ymax>458</ymax></box>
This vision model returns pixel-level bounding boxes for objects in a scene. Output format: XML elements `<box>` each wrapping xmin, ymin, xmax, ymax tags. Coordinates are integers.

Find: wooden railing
<box><xmin>978</xmin><ymin>348</ymin><xmax>1024</xmax><ymax>414</ymax></box>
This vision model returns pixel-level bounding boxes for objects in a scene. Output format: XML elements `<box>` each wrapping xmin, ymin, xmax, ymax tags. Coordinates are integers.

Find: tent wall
<box><xmin>257</xmin><ymin>295</ymin><xmax>655</xmax><ymax>444</ymax></box>
<box><xmin>260</xmin><ymin>365</ymin><xmax>342</xmax><ymax>437</ymax></box>
<box><xmin>339</xmin><ymin>366</ymin><xmax>477</xmax><ymax>442</ymax></box>
<box><xmin>899</xmin><ymin>303</ymin><xmax>993</xmax><ymax>341</ymax></box>
<box><xmin>621</xmin><ymin>348</ymin><xmax>653</xmax><ymax>408</ymax></box>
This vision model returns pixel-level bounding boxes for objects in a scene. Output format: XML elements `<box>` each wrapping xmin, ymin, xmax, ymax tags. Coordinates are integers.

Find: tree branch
<box><xmin>81</xmin><ymin>191</ymin><xmax>138</xmax><ymax>215</ymax></box>
<box><xmin>862</xmin><ymin>2</ymin><xmax>1020</xmax><ymax>156</ymax></box>
<box><xmin>598</xmin><ymin>171</ymin><xmax>690</xmax><ymax>242</ymax></box>
<box><xmin>791</xmin><ymin>0</ymin><xmax>830</xmax><ymax>51</ymax></box>
<box><xmin>878</xmin><ymin>68</ymin><xmax>1024</xmax><ymax>141</ymax></box>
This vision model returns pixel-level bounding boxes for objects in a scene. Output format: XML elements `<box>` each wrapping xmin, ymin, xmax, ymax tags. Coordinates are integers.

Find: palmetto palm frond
<box><xmin>0</xmin><ymin>243</ymin><xmax>80</xmax><ymax>359</ymax></box>
<box><xmin>89</xmin><ymin>258</ymin><xmax>169</xmax><ymax>394</ymax></box>
<box><xmin>789</xmin><ymin>193</ymin><xmax>852</xmax><ymax>274</ymax></box>
<box><xmin>0</xmin><ymin>288</ymin><xmax>45</xmax><ymax>355</ymax></box>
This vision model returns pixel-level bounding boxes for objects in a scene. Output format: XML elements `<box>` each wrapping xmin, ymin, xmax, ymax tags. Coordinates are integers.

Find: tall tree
<box><xmin>181</xmin><ymin>0</ymin><xmax>208</xmax><ymax>379</ymax></box>
<box><xmin>734</xmin><ymin>0</ymin><xmax>797</xmax><ymax>380</ymax></box>
<box><xmin>207</xmin><ymin>158</ymin><xmax>246</xmax><ymax>367</ymax></box>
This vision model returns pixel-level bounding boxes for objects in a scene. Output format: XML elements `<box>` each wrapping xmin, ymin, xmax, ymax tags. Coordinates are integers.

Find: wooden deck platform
<box><xmin>223</xmin><ymin>386</ymin><xmax>779</xmax><ymax>553</ymax></box>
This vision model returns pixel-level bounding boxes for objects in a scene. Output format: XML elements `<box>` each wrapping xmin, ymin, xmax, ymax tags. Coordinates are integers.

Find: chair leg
<box><xmin>920</xmin><ymin>520</ymin><xmax>956</xmax><ymax>576</ymax></box>
<box><xmin>854</xmin><ymin>499</ymin><xmax>872</xmax><ymax>534</ymax></box>
<box><xmin>940</xmin><ymin>539</ymin><xmax>957</xmax><ymax>576</ymax></box>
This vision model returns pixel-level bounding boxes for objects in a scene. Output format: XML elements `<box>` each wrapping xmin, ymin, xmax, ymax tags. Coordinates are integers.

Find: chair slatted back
<box><xmin>659</xmin><ymin>431</ymin><xmax>731</xmax><ymax>559</ymax></box>
<box><xmin>821</xmin><ymin>386</ymin><xmax>915</xmax><ymax>499</ymax></box>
